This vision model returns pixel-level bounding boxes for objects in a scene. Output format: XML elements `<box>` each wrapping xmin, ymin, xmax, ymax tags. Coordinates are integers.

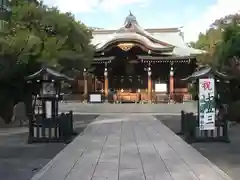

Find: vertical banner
<box><xmin>46</xmin><ymin>101</ymin><xmax>52</xmax><ymax>118</ymax></box>
<box><xmin>199</xmin><ymin>78</ymin><xmax>215</xmax><ymax>130</ymax></box>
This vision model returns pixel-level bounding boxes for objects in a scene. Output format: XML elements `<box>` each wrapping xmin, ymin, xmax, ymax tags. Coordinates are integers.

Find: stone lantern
<box><xmin>26</xmin><ymin>67</ymin><xmax>75</xmax><ymax>143</ymax></box>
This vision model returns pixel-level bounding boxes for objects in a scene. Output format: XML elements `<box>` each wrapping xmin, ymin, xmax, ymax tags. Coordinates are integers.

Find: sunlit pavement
<box><xmin>58</xmin><ymin>102</ymin><xmax>198</xmax><ymax>114</ymax></box>
<box><xmin>0</xmin><ymin>115</ymin><xmax>97</xmax><ymax>180</ymax></box>
<box><xmin>32</xmin><ymin>115</ymin><xmax>231</xmax><ymax>180</ymax></box>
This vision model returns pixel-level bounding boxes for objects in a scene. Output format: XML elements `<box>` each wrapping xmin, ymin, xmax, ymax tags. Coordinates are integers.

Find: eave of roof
<box><xmin>26</xmin><ymin>67</ymin><xmax>74</xmax><ymax>81</ymax></box>
<box><xmin>95</xmin><ymin>33</ymin><xmax>174</xmax><ymax>52</ymax></box>
<box><xmin>92</xmin><ymin>27</ymin><xmax>180</xmax><ymax>34</ymax></box>
<box><xmin>181</xmin><ymin>67</ymin><xmax>230</xmax><ymax>81</ymax></box>
<box><xmin>137</xmin><ymin>55</ymin><xmax>195</xmax><ymax>60</ymax></box>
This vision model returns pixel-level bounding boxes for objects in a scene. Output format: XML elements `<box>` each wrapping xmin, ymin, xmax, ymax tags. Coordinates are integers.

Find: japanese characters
<box><xmin>199</xmin><ymin>78</ymin><xmax>215</xmax><ymax>130</ymax></box>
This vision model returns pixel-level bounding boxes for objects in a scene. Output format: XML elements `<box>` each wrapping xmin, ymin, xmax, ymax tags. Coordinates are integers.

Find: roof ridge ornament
<box><xmin>129</xmin><ymin>10</ymin><xmax>133</xmax><ymax>16</ymax></box>
<box><xmin>124</xmin><ymin>11</ymin><xmax>138</xmax><ymax>28</ymax></box>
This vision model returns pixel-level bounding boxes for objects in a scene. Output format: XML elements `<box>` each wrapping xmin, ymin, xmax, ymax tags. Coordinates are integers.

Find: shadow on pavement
<box><xmin>155</xmin><ymin>115</ymin><xmax>240</xmax><ymax>180</ymax></box>
<box><xmin>0</xmin><ymin>114</ymin><xmax>98</xmax><ymax>180</ymax></box>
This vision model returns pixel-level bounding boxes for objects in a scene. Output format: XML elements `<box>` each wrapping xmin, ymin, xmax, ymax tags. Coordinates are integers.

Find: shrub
<box><xmin>228</xmin><ymin>100</ymin><xmax>240</xmax><ymax>122</ymax></box>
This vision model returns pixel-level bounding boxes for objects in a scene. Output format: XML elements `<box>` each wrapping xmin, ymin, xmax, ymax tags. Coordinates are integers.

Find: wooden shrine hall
<box><xmin>80</xmin><ymin>12</ymin><xmax>204</xmax><ymax>103</ymax></box>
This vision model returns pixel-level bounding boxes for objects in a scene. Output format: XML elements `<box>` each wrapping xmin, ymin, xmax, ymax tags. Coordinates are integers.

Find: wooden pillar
<box><xmin>94</xmin><ymin>76</ymin><xmax>97</xmax><ymax>92</ymax></box>
<box><xmin>91</xmin><ymin>74</ymin><xmax>95</xmax><ymax>92</ymax></box>
<box><xmin>104</xmin><ymin>67</ymin><xmax>108</xmax><ymax>102</ymax></box>
<box><xmin>169</xmin><ymin>65</ymin><xmax>174</xmax><ymax>101</ymax></box>
<box><xmin>83</xmin><ymin>68</ymin><xmax>88</xmax><ymax>102</ymax></box>
<box><xmin>147</xmin><ymin>66</ymin><xmax>152</xmax><ymax>104</ymax></box>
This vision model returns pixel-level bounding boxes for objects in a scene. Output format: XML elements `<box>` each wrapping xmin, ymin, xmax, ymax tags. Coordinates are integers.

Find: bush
<box><xmin>0</xmin><ymin>92</ymin><xmax>14</xmax><ymax>124</ymax></box>
<box><xmin>188</xmin><ymin>83</ymin><xmax>198</xmax><ymax>100</ymax></box>
<box><xmin>228</xmin><ymin>100</ymin><xmax>240</xmax><ymax>122</ymax></box>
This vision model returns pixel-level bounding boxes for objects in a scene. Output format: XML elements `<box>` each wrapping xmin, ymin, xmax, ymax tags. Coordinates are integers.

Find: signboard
<box><xmin>89</xmin><ymin>94</ymin><xmax>102</xmax><ymax>103</ymax></box>
<box><xmin>199</xmin><ymin>78</ymin><xmax>215</xmax><ymax>130</ymax></box>
<box><xmin>155</xmin><ymin>83</ymin><xmax>167</xmax><ymax>92</ymax></box>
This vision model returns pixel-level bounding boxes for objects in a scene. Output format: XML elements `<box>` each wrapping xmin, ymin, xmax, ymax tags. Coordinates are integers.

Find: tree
<box><xmin>214</xmin><ymin>22</ymin><xmax>240</xmax><ymax>75</ymax></box>
<box><xmin>0</xmin><ymin>0</ymin><xmax>94</xmax><ymax>123</ymax></box>
<box><xmin>192</xmin><ymin>13</ymin><xmax>240</xmax><ymax>66</ymax></box>
<box><xmin>1</xmin><ymin>0</ymin><xmax>94</xmax><ymax>71</ymax></box>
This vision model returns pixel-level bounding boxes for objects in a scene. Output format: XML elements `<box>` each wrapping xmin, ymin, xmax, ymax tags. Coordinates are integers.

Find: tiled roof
<box><xmin>94</xmin><ymin>33</ymin><xmax>173</xmax><ymax>52</ymax></box>
<box><xmin>92</xmin><ymin>13</ymin><xmax>205</xmax><ymax>56</ymax></box>
<box><xmin>26</xmin><ymin>67</ymin><xmax>74</xmax><ymax>81</ymax></box>
<box><xmin>181</xmin><ymin>67</ymin><xmax>230</xmax><ymax>81</ymax></box>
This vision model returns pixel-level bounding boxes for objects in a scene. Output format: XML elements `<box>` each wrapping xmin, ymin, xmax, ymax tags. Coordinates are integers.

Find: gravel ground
<box><xmin>155</xmin><ymin>115</ymin><xmax>240</xmax><ymax>180</ymax></box>
<box><xmin>0</xmin><ymin>114</ymin><xmax>98</xmax><ymax>180</ymax></box>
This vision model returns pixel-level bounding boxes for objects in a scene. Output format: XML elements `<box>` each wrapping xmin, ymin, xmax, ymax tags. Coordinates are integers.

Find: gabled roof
<box><xmin>94</xmin><ymin>33</ymin><xmax>173</xmax><ymax>52</ymax></box>
<box><xmin>92</xmin><ymin>12</ymin><xmax>205</xmax><ymax>56</ymax></box>
<box><xmin>181</xmin><ymin>66</ymin><xmax>230</xmax><ymax>81</ymax></box>
<box><xmin>26</xmin><ymin>67</ymin><xmax>74</xmax><ymax>81</ymax></box>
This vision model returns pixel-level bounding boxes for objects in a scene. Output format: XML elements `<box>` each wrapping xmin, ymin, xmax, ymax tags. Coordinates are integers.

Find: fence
<box><xmin>178</xmin><ymin>110</ymin><xmax>230</xmax><ymax>143</ymax></box>
<box><xmin>28</xmin><ymin>111</ymin><xmax>74</xmax><ymax>143</ymax></box>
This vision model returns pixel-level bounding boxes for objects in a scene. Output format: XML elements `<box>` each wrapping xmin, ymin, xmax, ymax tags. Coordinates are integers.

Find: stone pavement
<box><xmin>59</xmin><ymin>102</ymin><xmax>197</xmax><ymax>114</ymax></box>
<box><xmin>0</xmin><ymin>115</ymin><xmax>98</xmax><ymax>180</ymax></box>
<box><xmin>31</xmin><ymin>115</ymin><xmax>231</xmax><ymax>180</ymax></box>
<box><xmin>0</xmin><ymin>127</ymin><xmax>28</xmax><ymax>136</ymax></box>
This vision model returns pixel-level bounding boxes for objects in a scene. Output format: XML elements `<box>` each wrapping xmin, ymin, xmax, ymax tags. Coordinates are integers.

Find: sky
<box><xmin>44</xmin><ymin>0</ymin><xmax>240</xmax><ymax>42</ymax></box>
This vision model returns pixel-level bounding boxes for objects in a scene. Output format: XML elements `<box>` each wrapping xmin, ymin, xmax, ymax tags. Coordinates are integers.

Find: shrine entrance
<box><xmin>107</xmin><ymin>44</ymin><xmax>148</xmax><ymax>103</ymax></box>
<box><xmin>75</xmin><ymin>12</ymin><xmax>201</xmax><ymax>104</ymax></box>
<box><xmin>89</xmin><ymin>40</ymin><xmax>195</xmax><ymax>104</ymax></box>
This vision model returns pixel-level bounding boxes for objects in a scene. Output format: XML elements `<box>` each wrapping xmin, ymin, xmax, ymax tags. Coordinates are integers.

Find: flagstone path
<box><xmin>31</xmin><ymin>115</ymin><xmax>232</xmax><ymax>180</ymax></box>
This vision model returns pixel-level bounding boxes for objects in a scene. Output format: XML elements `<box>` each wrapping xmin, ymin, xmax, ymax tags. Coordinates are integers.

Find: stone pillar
<box><xmin>147</xmin><ymin>66</ymin><xmax>152</xmax><ymax>104</ymax></box>
<box><xmin>169</xmin><ymin>65</ymin><xmax>174</xmax><ymax>101</ymax></box>
<box><xmin>83</xmin><ymin>68</ymin><xmax>88</xmax><ymax>102</ymax></box>
<box><xmin>104</xmin><ymin>68</ymin><xmax>108</xmax><ymax>102</ymax></box>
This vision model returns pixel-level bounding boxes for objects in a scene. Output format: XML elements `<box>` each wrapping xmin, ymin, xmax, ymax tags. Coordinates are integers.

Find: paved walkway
<box><xmin>0</xmin><ymin>127</ymin><xmax>28</xmax><ymax>136</ymax></box>
<box><xmin>31</xmin><ymin>115</ymin><xmax>232</xmax><ymax>180</ymax></box>
<box><xmin>59</xmin><ymin>102</ymin><xmax>197</xmax><ymax>114</ymax></box>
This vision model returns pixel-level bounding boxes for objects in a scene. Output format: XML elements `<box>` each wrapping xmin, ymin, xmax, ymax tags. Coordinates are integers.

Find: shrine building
<box><xmin>80</xmin><ymin>12</ymin><xmax>205</xmax><ymax>103</ymax></box>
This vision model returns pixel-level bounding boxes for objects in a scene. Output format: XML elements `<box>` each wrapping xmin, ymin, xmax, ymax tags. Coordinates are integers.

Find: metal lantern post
<box><xmin>169</xmin><ymin>66</ymin><xmax>174</xmax><ymax>102</ymax></box>
<box><xmin>147</xmin><ymin>67</ymin><xmax>151</xmax><ymax>76</ymax></box>
<box><xmin>104</xmin><ymin>68</ymin><xmax>108</xmax><ymax>102</ymax></box>
<box><xmin>83</xmin><ymin>68</ymin><xmax>88</xmax><ymax>102</ymax></box>
<box><xmin>147</xmin><ymin>67</ymin><xmax>152</xmax><ymax>103</ymax></box>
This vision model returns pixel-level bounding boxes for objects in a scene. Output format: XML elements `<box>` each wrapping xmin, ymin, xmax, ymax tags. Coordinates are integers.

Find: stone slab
<box><xmin>59</xmin><ymin>102</ymin><xmax>197</xmax><ymax>114</ymax></box>
<box><xmin>31</xmin><ymin>115</ymin><xmax>232</xmax><ymax>180</ymax></box>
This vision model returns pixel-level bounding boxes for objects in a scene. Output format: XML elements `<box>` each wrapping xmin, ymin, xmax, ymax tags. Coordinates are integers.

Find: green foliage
<box><xmin>0</xmin><ymin>0</ymin><xmax>94</xmax><ymax>78</ymax></box>
<box><xmin>0</xmin><ymin>0</ymin><xmax>94</xmax><ymax>123</ymax></box>
<box><xmin>228</xmin><ymin>100</ymin><xmax>240</xmax><ymax>121</ymax></box>
<box><xmin>192</xmin><ymin>13</ymin><xmax>240</xmax><ymax>67</ymax></box>
<box><xmin>188</xmin><ymin>83</ymin><xmax>197</xmax><ymax>100</ymax></box>
<box><xmin>213</xmin><ymin>22</ymin><xmax>240</xmax><ymax>78</ymax></box>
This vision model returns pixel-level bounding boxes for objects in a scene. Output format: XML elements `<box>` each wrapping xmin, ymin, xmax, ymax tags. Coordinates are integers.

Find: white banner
<box><xmin>199</xmin><ymin>78</ymin><xmax>215</xmax><ymax>130</ymax></box>
<box><xmin>45</xmin><ymin>101</ymin><xmax>52</xmax><ymax>118</ymax></box>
